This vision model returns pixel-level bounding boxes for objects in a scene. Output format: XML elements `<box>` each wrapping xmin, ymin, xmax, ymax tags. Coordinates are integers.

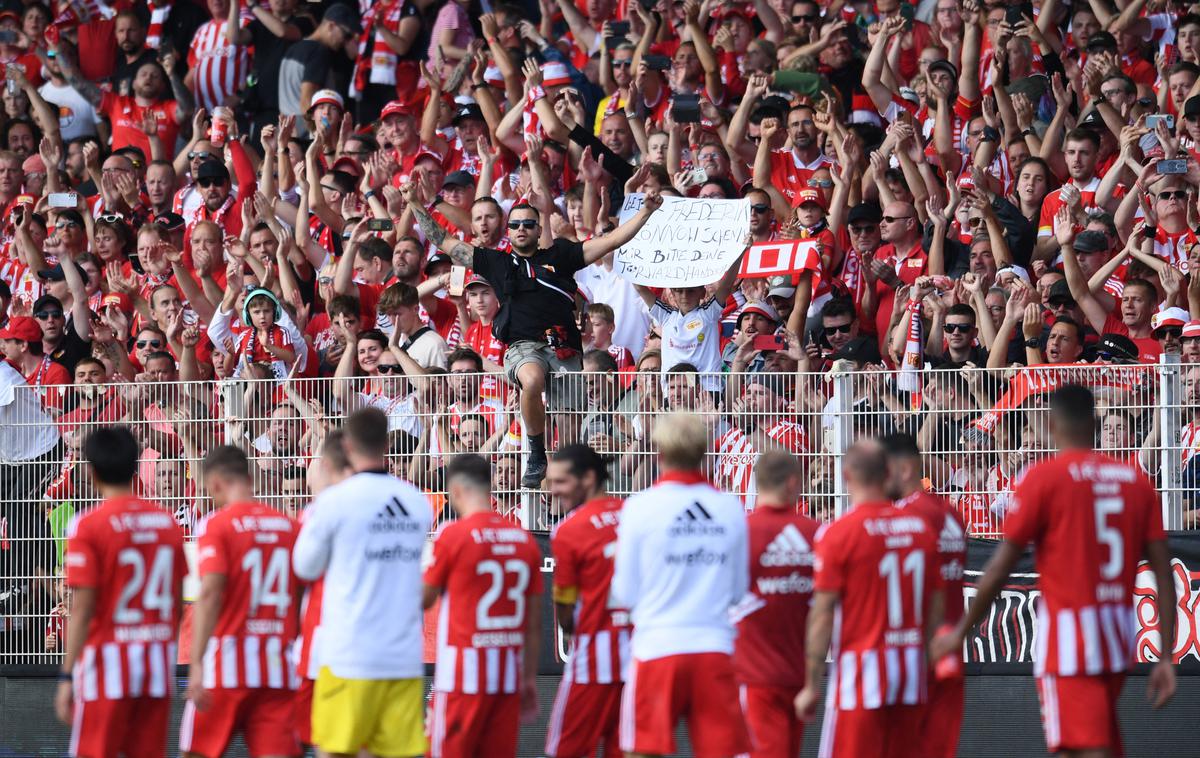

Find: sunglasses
<box><xmin>943</xmin><ymin>323</ymin><xmax>973</xmax><ymax>333</ymax></box>
<box><xmin>377</xmin><ymin>364</ymin><xmax>403</xmax><ymax>374</ymax></box>
<box><xmin>98</xmin><ymin>213</ymin><xmax>124</xmax><ymax>223</ymax></box>
<box><xmin>188</xmin><ymin>150</ymin><xmax>215</xmax><ymax>161</ymax></box>
<box><xmin>55</xmin><ymin>221</ymin><xmax>80</xmax><ymax>230</ymax></box>
<box><xmin>1155</xmin><ymin>327</ymin><xmax>1184</xmax><ymax>338</ymax></box>
<box><xmin>35</xmin><ymin>310</ymin><xmax>63</xmax><ymax>319</ymax></box>
<box><xmin>750</xmin><ymin>203</ymin><xmax>771</xmax><ymax>213</ymax></box>
<box><xmin>508</xmin><ymin>219</ymin><xmax>538</xmax><ymax>229</ymax></box>
<box><xmin>1157</xmin><ymin>191</ymin><xmax>1189</xmax><ymax>201</ymax></box>
<box><xmin>319</xmin><ymin>184</ymin><xmax>340</xmax><ymax>193</ymax></box>
<box><xmin>136</xmin><ymin>339</ymin><xmax>163</xmax><ymax>349</ymax></box>
<box><xmin>317</xmin><ymin>276</ymin><xmax>334</xmax><ymax>285</ymax></box>
<box><xmin>882</xmin><ymin>215</ymin><xmax>912</xmax><ymax>223</ymax></box>
<box><xmin>791</xmin><ymin>13</ymin><xmax>818</xmax><ymax>21</ymax></box>
<box><xmin>806</xmin><ymin>179</ymin><xmax>833</xmax><ymax>188</ymax></box>
<box><xmin>613</xmin><ymin>60</ymin><xmax>632</xmax><ymax>68</ymax></box>
<box><xmin>849</xmin><ymin>224</ymin><xmax>876</xmax><ymax>234</ymax></box>
<box><xmin>824</xmin><ymin>323</ymin><xmax>853</xmax><ymax>335</ymax></box>
<box><xmin>197</xmin><ymin>177</ymin><xmax>226</xmax><ymax>188</ymax></box>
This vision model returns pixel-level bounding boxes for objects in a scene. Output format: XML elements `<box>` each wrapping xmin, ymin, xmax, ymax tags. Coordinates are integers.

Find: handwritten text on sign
<box><xmin>613</xmin><ymin>194</ymin><xmax>749</xmax><ymax>287</ymax></box>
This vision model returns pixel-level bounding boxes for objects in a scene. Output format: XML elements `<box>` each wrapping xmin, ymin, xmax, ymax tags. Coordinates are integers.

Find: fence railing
<box><xmin>0</xmin><ymin>360</ymin><xmax>1194</xmax><ymax>662</ymax></box>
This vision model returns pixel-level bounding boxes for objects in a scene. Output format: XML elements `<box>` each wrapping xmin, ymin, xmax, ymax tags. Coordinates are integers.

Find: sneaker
<box><xmin>522</xmin><ymin>458</ymin><xmax>547</xmax><ymax>489</ymax></box>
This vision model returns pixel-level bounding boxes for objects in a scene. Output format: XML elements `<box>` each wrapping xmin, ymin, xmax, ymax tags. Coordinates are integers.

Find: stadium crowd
<box><xmin>3</xmin><ymin>0</ymin><xmax>1200</xmax><ymax>664</ymax></box>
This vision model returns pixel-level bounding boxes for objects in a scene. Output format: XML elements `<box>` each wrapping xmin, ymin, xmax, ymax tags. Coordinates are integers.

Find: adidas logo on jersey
<box><xmin>669</xmin><ymin>502</ymin><xmax>727</xmax><ymax>536</ymax></box>
<box><xmin>368</xmin><ymin>496</ymin><xmax>422</xmax><ymax>534</ymax></box>
<box><xmin>938</xmin><ymin>514</ymin><xmax>966</xmax><ymax>553</ymax></box>
<box><xmin>760</xmin><ymin>524</ymin><xmax>813</xmax><ymax>567</ymax></box>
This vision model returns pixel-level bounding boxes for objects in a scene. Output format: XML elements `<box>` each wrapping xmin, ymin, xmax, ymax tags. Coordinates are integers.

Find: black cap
<box><xmin>847</xmin><ymin>203</ymin><xmax>882</xmax><ymax>225</ymax></box>
<box><xmin>1046</xmin><ymin>279</ymin><xmax>1075</xmax><ymax>305</ymax></box>
<box><xmin>1086</xmin><ymin>31</ymin><xmax>1118</xmax><ymax>52</ymax></box>
<box><xmin>927</xmin><ymin>59</ymin><xmax>958</xmax><ymax>80</ymax></box>
<box><xmin>424</xmin><ymin>252</ymin><xmax>452</xmax><ymax>273</ymax></box>
<box><xmin>37</xmin><ymin>260</ymin><xmax>86</xmax><ymax>282</ymax></box>
<box><xmin>452</xmin><ymin>103</ymin><xmax>484</xmax><ymax>125</ymax></box>
<box><xmin>1186</xmin><ymin>96</ymin><xmax>1200</xmax><ymax>118</ymax></box>
<box><xmin>155</xmin><ymin>211</ymin><xmax>186</xmax><ymax>231</ymax></box>
<box><xmin>1094</xmin><ymin>333</ymin><xmax>1139</xmax><ymax>363</ymax></box>
<box><xmin>831</xmin><ymin>336</ymin><xmax>882</xmax><ymax>365</ymax></box>
<box><xmin>1079</xmin><ymin>109</ymin><xmax>1106</xmax><ymax>130</ymax></box>
<box><xmin>443</xmin><ymin>170</ymin><xmax>476</xmax><ymax>188</ymax></box>
<box><xmin>1073</xmin><ymin>230</ymin><xmax>1108</xmax><ymax>254</ymax></box>
<box><xmin>195</xmin><ymin>159</ymin><xmax>230</xmax><ymax>183</ymax></box>
<box><xmin>323</xmin><ymin>3</ymin><xmax>362</xmax><ymax>34</ymax></box>
<box><xmin>32</xmin><ymin>294</ymin><xmax>63</xmax><ymax>314</ymax></box>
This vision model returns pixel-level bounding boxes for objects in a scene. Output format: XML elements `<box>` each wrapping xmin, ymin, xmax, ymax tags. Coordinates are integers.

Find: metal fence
<box><xmin>0</xmin><ymin>360</ymin><xmax>1195</xmax><ymax>662</ymax></box>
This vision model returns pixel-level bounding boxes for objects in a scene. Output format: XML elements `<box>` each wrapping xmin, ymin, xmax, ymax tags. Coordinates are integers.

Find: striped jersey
<box><xmin>1004</xmin><ymin>450</ymin><xmax>1164</xmax><ymax>677</ymax></box>
<box><xmin>188</xmin><ymin>14</ymin><xmax>251</xmax><ymax>113</ymax></box>
<box><xmin>551</xmin><ymin>496</ymin><xmax>631</xmax><ymax>686</ymax></box>
<box><xmin>195</xmin><ymin>501</ymin><xmax>301</xmax><ymax>690</ymax></box>
<box><xmin>424</xmin><ymin>511</ymin><xmax>543</xmax><ymax>694</ymax></box>
<box><xmin>814</xmin><ymin>500</ymin><xmax>940</xmax><ymax>711</ymax></box>
<box><xmin>64</xmin><ymin>495</ymin><xmax>186</xmax><ymax>701</ymax></box>
<box><xmin>715</xmin><ymin>421</ymin><xmax>809</xmax><ymax>506</ymax></box>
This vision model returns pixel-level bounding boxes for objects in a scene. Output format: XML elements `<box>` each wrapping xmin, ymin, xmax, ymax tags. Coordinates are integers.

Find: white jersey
<box><xmin>611</xmin><ymin>471</ymin><xmax>749</xmax><ymax>661</ymax></box>
<box><xmin>292</xmin><ymin>471</ymin><xmax>432</xmax><ymax>679</ymax></box>
<box><xmin>650</xmin><ymin>298</ymin><xmax>725</xmax><ymax>391</ymax></box>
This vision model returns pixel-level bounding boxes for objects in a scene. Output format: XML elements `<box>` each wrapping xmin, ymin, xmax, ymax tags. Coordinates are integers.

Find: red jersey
<box><xmin>896</xmin><ymin>490</ymin><xmax>966</xmax><ymax>626</ymax></box>
<box><xmin>464</xmin><ymin>319</ymin><xmax>506</xmax><ymax>400</ymax></box>
<box><xmin>715</xmin><ymin>421</ymin><xmax>809</xmax><ymax>504</ymax></box>
<box><xmin>99</xmin><ymin>92</ymin><xmax>181</xmax><ymax>158</ymax></box>
<box><xmin>195</xmin><ymin>501</ymin><xmax>301</xmax><ymax>691</ymax></box>
<box><xmin>424</xmin><ymin>510</ymin><xmax>544</xmax><ymax>694</ymax></box>
<box><xmin>814</xmin><ymin>501</ymin><xmax>940</xmax><ymax>711</ymax></box>
<box><xmin>1004</xmin><ymin>450</ymin><xmax>1165</xmax><ymax>677</ymax></box>
<box><xmin>64</xmin><ymin>495</ymin><xmax>187</xmax><ymax>701</ymax></box>
<box><xmin>872</xmin><ymin>239</ymin><xmax>928</xmax><ymax>341</ymax></box>
<box><xmin>551</xmin><ymin>496</ymin><xmax>630</xmax><ymax>685</ymax></box>
<box><xmin>732</xmin><ymin>507</ymin><xmax>819</xmax><ymax>688</ymax></box>
<box><xmin>1036</xmin><ymin>177</ymin><xmax>1122</xmax><ymax>237</ymax></box>
<box><xmin>768</xmin><ymin>149</ymin><xmax>832</xmax><ymax>206</ymax></box>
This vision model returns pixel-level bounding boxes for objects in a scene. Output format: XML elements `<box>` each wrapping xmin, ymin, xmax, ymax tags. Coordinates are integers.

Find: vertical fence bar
<box><xmin>832</xmin><ymin>370</ymin><xmax>853</xmax><ymax>518</ymax></box>
<box><xmin>1158</xmin><ymin>354</ymin><xmax>1183</xmax><ymax>530</ymax></box>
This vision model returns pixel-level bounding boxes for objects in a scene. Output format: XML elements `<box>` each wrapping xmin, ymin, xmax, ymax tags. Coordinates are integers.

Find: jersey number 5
<box><xmin>477</xmin><ymin>559</ymin><xmax>531</xmax><ymax>631</ymax></box>
<box><xmin>879</xmin><ymin>550</ymin><xmax>925</xmax><ymax>629</ymax></box>
<box><xmin>1094</xmin><ymin>487</ymin><xmax>1124</xmax><ymax>581</ymax></box>
<box><xmin>115</xmin><ymin>546</ymin><xmax>175</xmax><ymax>624</ymax></box>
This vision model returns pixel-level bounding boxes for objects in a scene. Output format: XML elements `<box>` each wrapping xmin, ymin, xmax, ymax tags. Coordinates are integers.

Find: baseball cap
<box><xmin>425</xmin><ymin>253</ymin><xmax>452</xmax><ymax>273</ymax></box>
<box><xmin>37</xmin><ymin>260</ymin><xmax>86</xmax><ymax>281</ymax></box>
<box><xmin>443</xmin><ymin>170</ymin><xmax>475</xmax><ymax>189</ymax></box>
<box><xmin>1186</xmin><ymin>96</ymin><xmax>1200</xmax><ymax>119</ymax></box>
<box><xmin>928</xmin><ymin>59</ymin><xmax>958</xmax><ymax>80</ymax></box>
<box><xmin>1086</xmin><ymin>31</ymin><xmax>1118</xmax><ymax>52</ymax></box>
<box><xmin>309</xmin><ymin>89</ymin><xmax>345</xmax><ymax>112</ymax></box>
<box><xmin>795</xmin><ymin>188</ymin><xmax>826</xmax><ymax>210</ymax></box>
<box><xmin>1046</xmin><ymin>279</ymin><xmax>1075</xmax><ymax>306</ymax></box>
<box><xmin>996</xmin><ymin>264</ymin><xmax>1031</xmax><ymax>285</ymax></box>
<box><xmin>21</xmin><ymin>154</ymin><xmax>45</xmax><ymax>175</ymax></box>
<box><xmin>380</xmin><ymin>100</ymin><xmax>415</xmax><ymax>120</ymax></box>
<box><xmin>465</xmin><ymin>273</ymin><xmax>493</xmax><ymax>289</ymax></box>
<box><xmin>767</xmin><ymin>284</ymin><xmax>796</xmax><ymax>300</ymax></box>
<box><xmin>1184</xmin><ymin>320</ymin><xmax>1200</xmax><ymax>338</ymax></box>
<box><xmin>101</xmin><ymin>292</ymin><xmax>134</xmax><ymax>315</ymax></box>
<box><xmin>831</xmin><ymin>335</ymin><xmax>882</xmax><ymax>365</ymax></box>
<box><xmin>155</xmin><ymin>211</ymin><xmax>186</xmax><ymax>231</ymax></box>
<box><xmin>847</xmin><ymin>203</ymin><xmax>882</xmax><ymax>225</ymax></box>
<box><xmin>323</xmin><ymin>3</ymin><xmax>362</xmax><ymax>34</ymax></box>
<box><xmin>1151</xmin><ymin>306</ymin><xmax>1190</xmax><ymax>333</ymax></box>
<box><xmin>412</xmin><ymin>148</ymin><xmax>444</xmax><ymax>167</ymax></box>
<box><xmin>738</xmin><ymin>300</ymin><xmax>780</xmax><ymax>325</ymax></box>
<box><xmin>483</xmin><ymin>66</ymin><xmax>506</xmax><ymax>88</ymax></box>
<box><xmin>897</xmin><ymin>87</ymin><xmax>921</xmax><ymax>107</ymax></box>
<box><xmin>452</xmin><ymin>102</ymin><xmax>484</xmax><ymax>125</ymax></box>
<box><xmin>1079</xmin><ymin>109</ymin><xmax>1106</xmax><ymax>130</ymax></box>
<box><xmin>0</xmin><ymin>315</ymin><xmax>41</xmax><ymax>342</ymax></box>
<box><xmin>1072</xmin><ymin>230</ymin><xmax>1108</xmax><ymax>254</ymax></box>
<box><xmin>32</xmin><ymin>294</ymin><xmax>63</xmax><ymax>314</ymax></box>
<box><xmin>1094</xmin><ymin>333</ymin><xmax>1139</xmax><ymax>363</ymax></box>
<box><xmin>332</xmin><ymin>156</ymin><xmax>363</xmax><ymax>178</ymax></box>
<box><xmin>542</xmin><ymin>61</ymin><xmax>572</xmax><ymax>88</ymax></box>
<box><xmin>195</xmin><ymin>159</ymin><xmax>230</xmax><ymax>183</ymax></box>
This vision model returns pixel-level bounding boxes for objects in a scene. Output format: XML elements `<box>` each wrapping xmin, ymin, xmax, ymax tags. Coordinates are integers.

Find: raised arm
<box><xmin>580</xmin><ymin>191</ymin><xmax>663</xmax><ymax>264</ymax></box>
<box><xmin>1056</xmin><ymin>206</ymin><xmax>1109</xmax><ymax>333</ymax></box>
<box><xmin>402</xmin><ymin>182</ymin><xmax>476</xmax><ymax>266</ymax></box>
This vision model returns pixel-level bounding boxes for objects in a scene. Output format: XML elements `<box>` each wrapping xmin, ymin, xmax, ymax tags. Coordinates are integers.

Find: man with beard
<box><xmin>404</xmin><ymin>182</ymin><xmax>663</xmax><ymax>488</ymax></box>
<box><xmin>865</xmin><ymin>200</ymin><xmax>927</xmax><ymax>343</ymax></box>
<box><xmin>1036</xmin><ymin>129</ymin><xmax>1120</xmax><ymax>258</ymax></box>
<box><xmin>65</xmin><ymin>52</ymin><xmax>192</xmax><ymax>158</ymax></box>
<box><xmin>755</xmin><ymin>104</ymin><xmax>830</xmax><ymax>206</ymax></box>
<box><xmin>109</xmin><ymin>11</ymin><xmax>158</xmax><ymax>95</ymax></box>
<box><xmin>184</xmin><ymin>157</ymin><xmax>256</xmax><ymax>236</ymax></box>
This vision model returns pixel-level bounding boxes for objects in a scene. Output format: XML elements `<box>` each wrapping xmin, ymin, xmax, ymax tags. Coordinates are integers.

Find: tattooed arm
<box><xmin>401</xmin><ymin>181</ymin><xmax>476</xmax><ymax>266</ymax></box>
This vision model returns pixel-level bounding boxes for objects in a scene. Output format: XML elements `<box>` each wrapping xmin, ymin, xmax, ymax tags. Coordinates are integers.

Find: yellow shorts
<box><xmin>312</xmin><ymin>667</ymin><xmax>427</xmax><ymax>756</ymax></box>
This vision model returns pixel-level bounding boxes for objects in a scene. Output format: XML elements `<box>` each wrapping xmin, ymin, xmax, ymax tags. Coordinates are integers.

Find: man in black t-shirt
<box><xmin>403</xmin><ymin>183</ymin><xmax>663</xmax><ymax>488</ymax></box>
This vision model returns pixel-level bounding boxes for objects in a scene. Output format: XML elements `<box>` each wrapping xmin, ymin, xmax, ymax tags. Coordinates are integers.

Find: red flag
<box><xmin>740</xmin><ymin>240</ymin><xmax>821</xmax><ymax>279</ymax></box>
